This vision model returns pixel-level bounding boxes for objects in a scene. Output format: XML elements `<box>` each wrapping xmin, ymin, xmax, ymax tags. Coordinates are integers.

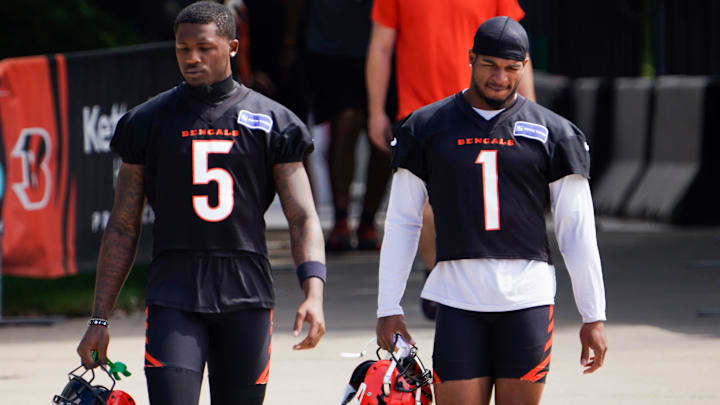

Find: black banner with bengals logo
<box><xmin>0</xmin><ymin>42</ymin><xmax>181</xmax><ymax>278</ymax></box>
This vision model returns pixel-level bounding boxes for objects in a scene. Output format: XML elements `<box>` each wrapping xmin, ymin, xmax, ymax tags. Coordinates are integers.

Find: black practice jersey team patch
<box><xmin>237</xmin><ymin>110</ymin><xmax>273</xmax><ymax>133</ymax></box>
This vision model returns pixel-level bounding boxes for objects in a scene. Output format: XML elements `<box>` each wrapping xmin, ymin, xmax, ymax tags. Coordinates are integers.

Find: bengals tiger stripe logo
<box><xmin>11</xmin><ymin>127</ymin><xmax>52</xmax><ymax>210</ymax></box>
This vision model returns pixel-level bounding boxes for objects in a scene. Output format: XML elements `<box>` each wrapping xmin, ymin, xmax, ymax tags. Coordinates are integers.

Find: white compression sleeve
<box><xmin>550</xmin><ymin>174</ymin><xmax>607</xmax><ymax>323</ymax></box>
<box><xmin>377</xmin><ymin>169</ymin><xmax>427</xmax><ymax>317</ymax></box>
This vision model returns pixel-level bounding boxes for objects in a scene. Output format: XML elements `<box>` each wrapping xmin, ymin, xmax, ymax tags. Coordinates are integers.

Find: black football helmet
<box><xmin>52</xmin><ymin>365</ymin><xmax>114</xmax><ymax>405</ymax></box>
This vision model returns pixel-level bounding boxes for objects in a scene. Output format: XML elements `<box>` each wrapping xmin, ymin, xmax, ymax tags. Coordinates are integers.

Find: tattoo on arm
<box><xmin>92</xmin><ymin>163</ymin><xmax>146</xmax><ymax>319</ymax></box>
<box><xmin>273</xmin><ymin>162</ymin><xmax>325</xmax><ymax>266</ymax></box>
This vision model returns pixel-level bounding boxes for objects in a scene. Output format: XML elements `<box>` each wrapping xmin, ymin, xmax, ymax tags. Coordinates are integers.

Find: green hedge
<box><xmin>1</xmin><ymin>265</ymin><xmax>148</xmax><ymax>317</ymax></box>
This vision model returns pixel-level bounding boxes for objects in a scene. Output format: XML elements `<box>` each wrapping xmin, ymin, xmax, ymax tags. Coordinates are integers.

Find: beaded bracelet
<box><xmin>88</xmin><ymin>318</ymin><xmax>109</xmax><ymax>327</ymax></box>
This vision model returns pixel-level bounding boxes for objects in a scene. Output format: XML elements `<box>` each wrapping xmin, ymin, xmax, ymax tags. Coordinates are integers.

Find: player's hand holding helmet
<box><xmin>376</xmin><ymin>314</ymin><xmax>415</xmax><ymax>352</ymax></box>
<box><xmin>77</xmin><ymin>321</ymin><xmax>110</xmax><ymax>369</ymax></box>
<box><xmin>53</xmin><ymin>360</ymin><xmax>135</xmax><ymax>405</ymax></box>
<box><xmin>339</xmin><ymin>334</ymin><xmax>433</xmax><ymax>405</ymax></box>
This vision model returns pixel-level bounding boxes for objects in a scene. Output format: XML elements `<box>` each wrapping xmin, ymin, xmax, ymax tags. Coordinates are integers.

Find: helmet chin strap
<box><xmin>382</xmin><ymin>334</ymin><xmax>412</xmax><ymax>396</ymax></box>
<box><xmin>340</xmin><ymin>337</ymin><xmax>378</xmax><ymax>358</ymax></box>
<box><xmin>382</xmin><ymin>357</ymin><xmax>399</xmax><ymax>396</ymax></box>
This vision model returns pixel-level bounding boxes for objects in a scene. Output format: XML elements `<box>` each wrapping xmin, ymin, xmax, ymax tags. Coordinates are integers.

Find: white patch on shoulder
<box><xmin>390</xmin><ymin>137</ymin><xmax>398</xmax><ymax>147</ymax></box>
<box><xmin>513</xmin><ymin>121</ymin><xmax>549</xmax><ymax>143</ymax></box>
<box><xmin>237</xmin><ymin>110</ymin><xmax>273</xmax><ymax>134</ymax></box>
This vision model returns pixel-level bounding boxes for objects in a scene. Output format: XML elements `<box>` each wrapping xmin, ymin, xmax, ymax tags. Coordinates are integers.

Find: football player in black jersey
<box><xmin>375</xmin><ymin>17</ymin><xmax>608</xmax><ymax>405</ymax></box>
<box><xmin>76</xmin><ymin>2</ymin><xmax>326</xmax><ymax>404</ymax></box>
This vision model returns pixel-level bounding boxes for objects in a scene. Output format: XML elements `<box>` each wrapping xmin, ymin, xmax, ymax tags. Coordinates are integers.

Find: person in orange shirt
<box><xmin>366</xmin><ymin>0</ymin><xmax>536</xmax><ymax>320</ymax></box>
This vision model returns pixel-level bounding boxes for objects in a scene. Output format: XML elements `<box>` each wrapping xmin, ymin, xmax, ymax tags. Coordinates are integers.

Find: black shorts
<box><xmin>144</xmin><ymin>305</ymin><xmax>272</xmax><ymax>384</ymax></box>
<box><xmin>432</xmin><ymin>304</ymin><xmax>554</xmax><ymax>383</ymax></box>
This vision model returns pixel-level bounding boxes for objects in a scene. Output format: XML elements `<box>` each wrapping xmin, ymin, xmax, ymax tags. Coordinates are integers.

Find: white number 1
<box><xmin>192</xmin><ymin>140</ymin><xmax>234</xmax><ymax>222</ymax></box>
<box><xmin>475</xmin><ymin>150</ymin><xmax>500</xmax><ymax>230</ymax></box>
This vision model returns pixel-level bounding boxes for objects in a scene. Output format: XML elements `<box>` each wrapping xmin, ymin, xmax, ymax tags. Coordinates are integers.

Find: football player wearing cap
<box><xmin>75</xmin><ymin>2</ymin><xmax>326</xmax><ymax>404</ymax></box>
<box><xmin>375</xmin><ymin>17</ymin><xmax>608</xmax><ymax>405</ymax></box>
<box><xmin>367</xmin><ymin>0</ymin><xmax>536</xmax><ymax>321</ymax></box>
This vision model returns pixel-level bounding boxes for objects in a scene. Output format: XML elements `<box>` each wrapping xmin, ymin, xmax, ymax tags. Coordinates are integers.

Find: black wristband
<box><xmin>296</xmin><ymin>261</ymin><xmax>326</xmax><ymax>286</ymax></box>
<box><xmin>88</xmin><ymin>318</ymin><xmax>109</xmax><ymax>327</ymax></box>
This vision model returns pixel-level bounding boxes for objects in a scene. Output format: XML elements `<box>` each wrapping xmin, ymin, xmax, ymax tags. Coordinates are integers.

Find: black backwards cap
<box><xmin>472</xmin><ymin>16</ymin><xmax>529</xmax><ymax>61</ymax></box>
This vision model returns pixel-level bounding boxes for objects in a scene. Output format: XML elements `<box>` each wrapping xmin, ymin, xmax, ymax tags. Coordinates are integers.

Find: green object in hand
<box><xmin>107</xmin><ymin>359</ymin><xmax>132</xmax><ymax>380</ymax></box>
<box><xmin>92</xmin><ymin>351</ymin><xmax>132</xmax><ymax>380</ymax></box>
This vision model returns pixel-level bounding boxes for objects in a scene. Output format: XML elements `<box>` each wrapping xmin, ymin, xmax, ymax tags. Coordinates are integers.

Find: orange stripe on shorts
<box><xmin>255</xmin><ymin>309</ymin><xmax>273</xmax><ymax>384</ymax></box>
<box><xmin>145</xmin><ymin>352</ymin><xmax>163</xmax><ymax>368</ymax></box>
<box><xmin>520</xmin><ymin>354</ymin><xmax>551</xmax><ymax>383</ymax></box>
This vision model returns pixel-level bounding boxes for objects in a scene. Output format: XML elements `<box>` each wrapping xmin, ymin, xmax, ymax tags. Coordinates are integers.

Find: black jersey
<box><xmin>392</xmin><ymin>92</ymin><xmax>590</xmax><ymax>263</ymax></box>
<box><xmin>111</xmin><ymin>79</ymin><xmax>312</xmax><ymax>258</ymax></box>
<box><xmin>110</xmin><ymin>77</ymin><xmax>313</xmax><ymax>311</ymax></box>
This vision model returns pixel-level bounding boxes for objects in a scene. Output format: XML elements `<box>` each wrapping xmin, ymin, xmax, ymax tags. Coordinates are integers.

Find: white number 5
<box><xmin>475</xmin><ymin>150</ymin><xmax>500</xmax><ymax>231</ymax></box>
<box><xmin>192</xmin><ymin>140</ymin><xmax>234</xmax><ymax>222</ymax></box>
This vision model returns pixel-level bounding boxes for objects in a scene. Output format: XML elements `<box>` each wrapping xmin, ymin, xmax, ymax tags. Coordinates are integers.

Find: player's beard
<box><xmin>476</xmin><ymin>80</ymin><xmax>520</xmax><ymax>110</ymax></box>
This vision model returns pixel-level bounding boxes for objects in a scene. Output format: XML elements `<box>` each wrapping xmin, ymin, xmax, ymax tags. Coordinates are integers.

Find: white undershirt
<box><xmin>472</xmin><ymin>107</ymin><xmax>504</xmax><ymax>120</ymax></box>
<box><xmin>377</xmin><ymin>169</ymin><xmax>606</xmax><ymax>323</ymax></box>
<box><xmin>466</xmin><ymin>88</ymin><xmax>512</xmax><ymax>120</ymax></box>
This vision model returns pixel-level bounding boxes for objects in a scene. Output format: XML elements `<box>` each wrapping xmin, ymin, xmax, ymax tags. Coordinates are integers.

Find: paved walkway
<box><xmin>1</xmin><ymin>222</ymin><xmax>719</xmax><ymax>404</ymax></box>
